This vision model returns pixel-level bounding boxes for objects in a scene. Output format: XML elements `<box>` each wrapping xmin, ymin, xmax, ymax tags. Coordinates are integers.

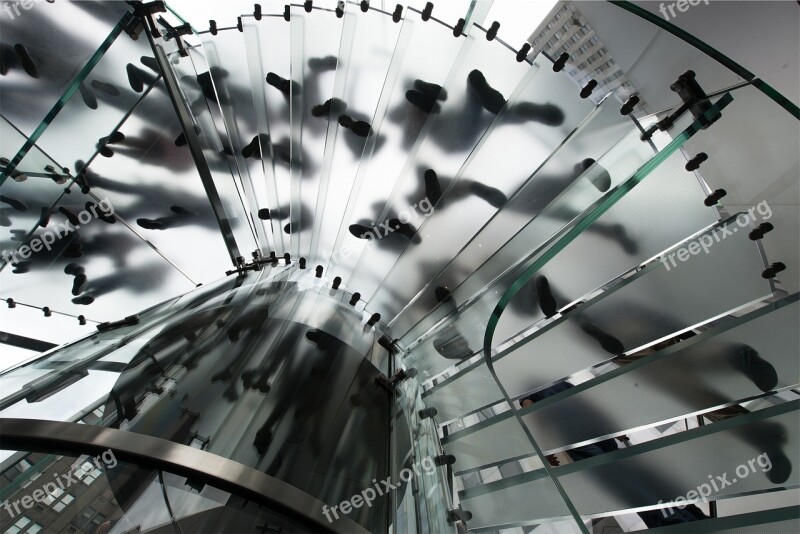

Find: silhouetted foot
<box><xmin>266</xmin><ymin>71</ymin><xmax>291</xmax><ymax>94</ymax></box>
<box><xmin>512</xmin><ymin>102</ymin><xmax>565</xmax><ymax>126</ymax></box>
<box><xmin>127</xmin><ymin>63</ymin><xmax>145</xmax><ymax>92</ymax></box>
<box><xmin>64</xmin><ymin>242</ymin><xmax>83</xmax><ymax>258</ymax></box>
<box><xmin>91</xmin><ymin>79</ymin><xmax>120</xmax><ymax>96</ymax></box>
<box><xmin>11</xmin><ymin>262</ymin><xmax>29</xmax><ymax>274</ymax></box>
<box><xmin>423</xmin><ymin>169</ymin><xmax>443</xmax><ymax>205</ymax></box>
<box><xmin>729</xmin><ymin>344</ymin><xmax>778</xmax><ymax>392</ymax></box>
<box><xmin>579</xmin><ymin>321</ymin><xmax>624</xmax><ymax>354</ymax></box>
<box><xmin>388</xmin><ymin>218</ymin><xmax>421</xmax><ymax>244</ymax></box>
<box><xmin>59</xmin><ymin>207</ymin><xmax>80</xmax><ymax>226</ymax></box>
<box><xmin>339</xmin><ymin>114</ymin><xmax>371</xmax><ymax>137</ymax></box>
<box><xmin>0</xmin><ymin>195</ymin><xmax>26</xmax><ymax>211</ymax></box>
<box><xmin>468</xmin><ymin>69</ymin><xmax>505</xmax><ymax>114</ymax></box>
<box><xmin>308</xmin><ymin>55</ymin><xmax>337</xmax><ymax>71</ymax></box>
<box><xmin>468</xmin><ymin>181</ymin><xmax>506</xmax><ymax>208</ymax></box>
<box><xmin>140</xmin><ymin>55</ymin><xmax>160</xmax><ymax>72</ymax></box>
<box><xmin>578</xmin><ymin>158</ymin><xmax>611</xmax><ymax>193</ymax></box>
<box><xmin>79</xmin><ymin>83</ymin><xmax>97</xmax><ymax>110</ymax></box>
<box><xmin>71</xmin><ymin>273</ymin><xmax>87</xmax><ymax>295</ymax></box>
<box><xmin>137</xmin><ymin>218</ymin><xmax>164</xmax><ymax>230</ymax></box>
<box><xmin>434</xmin><ymin>332</ymin><xmax>472</xmax><ymax>360</ymax></box>
<box><xmin>415</xmin><ymin>79</ymin><xmax>447</xmax><ymax>101</ymax></box>
<box><xmin>349</xmin><ymin>223</ymin><xmax>376</xmax><ymax>239</ymax></box>
<box><xmin>311</xmin><ymin>98</ymin><xmax>345</xmax><ymax>117</ymax></box>
<box><xmin>71</xmin><ymin>295</ymin><xmax>94</xmax><ymax>305</ymax></box>
<box><xmin>14</xmin><ymin>44</ymin><xmax>38</xmax><ymax>78</ymax></box>
<box><xmin>535</xmin><ymin>275</ymin><xmax>557</xmax><ymax>317</ymax></box>
<box><xmin>406</xmin><ymin>90</ymin><xmax>440</xmax><ymax>113</ymax></box>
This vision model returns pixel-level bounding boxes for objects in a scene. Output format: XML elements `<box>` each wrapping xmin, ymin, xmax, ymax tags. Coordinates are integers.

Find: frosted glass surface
<box><xmin>522</xmin><ymin>298</ymin><xmax>799</xmax><ymax>452</ymax></box>
<box><xmin>289</xmin><ymin>1</ymin><xmax>345</xmax><ymax>257</ymax></box>
<box><xmin>369</xmin><ymin>52</ymin><xmax>595</xmax><ymax>322</ymax></box>
<box><xmin>348</xmin><ymin>24</ymin><xmax>533</xmax><ymax>299</ymax></box>
<box><xmin>78</xmin><ymin>78</ymin><xmax>233</xmax><ymax>284</ymax></box>
<box><xmin>396</xmin><ymin>99</ymin><xmax>632</xmax><ymax>342</ymax></box>
<box><xmin>556</xmin><ymin>403</ymin><xmax>799</xmax><ymax>516</ymax></box>
<box><xmin>326</xmin><ymin>9</ymin><xmax>468</xmax><ymax>285</ymax></box>
<box><xmin>495</xmin><ymin>217</ymin><xmax>772</xmax><ymax>400</ymax></box>
<box><xmin>0</xmin><ymin>1</ymin><xmax>130</xmax><ymax>139</ymax></box>
<box><xmin>422</xmin><ymin>360</ymin><xmax>504</xmax><ymax>422</ymax></box>
<box><xmin>443</xmin><ymin>413</ymin><xmax>533</xmax><ymax>473</ymax></box>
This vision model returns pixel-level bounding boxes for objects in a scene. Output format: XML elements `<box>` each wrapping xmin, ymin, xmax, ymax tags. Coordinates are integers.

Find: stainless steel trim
<box><xmin>0</xmin><ymin>418</ymin><xmax>369</xmax><ymax>534</ymax></box>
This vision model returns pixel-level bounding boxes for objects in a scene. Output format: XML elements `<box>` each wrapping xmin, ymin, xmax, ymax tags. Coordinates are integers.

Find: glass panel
<box><xmin>310</xmin><ymin>4</ymin><xmax>404</xmax><ymax>262</ymax></box>
<box><xmin>368</xmin><ymin>51</ymin><xmax>596</xmax><ymax>322</ymax></box>
<box><xmin>325</xmin><ymin>8</ymin><xmax>469</xmax><ymax>283</ymax></box>
<box><xmin>401</xmin><ymin>96</ymin><xmax>731</xmax><ymax>380</ymax></box>
<box><xmin>548</xmin><ymin>1</ymin><xmax>749</xmax><ymax>113</ymax></box>
<box><xmin>521</xmin><ymin>296</ymin><xmax>799</xmax><ymax>453</ymax></box>
<box><xmin>77</xmin><ymin>76</ymin><xmax>233</xmax><ymax>284</ymax></box>
<box><xmin>0</xmin><ymin>185</ymin><xmax>196</xmax><ymax>321</ymax></box>
<box><xmin>15</xmin><ymin>23</ymin><xmax>159</xmax><ymax>181</ymax></box>
<box><xmin>288</xmin><ymin>1</ymin><xmax>345</xmax><ymax>257</ymax></box>
<box><xmin>495</xmin><ymin>217</ymin><xmax>773</xmax><ymax>400</ymax></box>
<box><xmin>396</xmin><ymin>96</ymin><xmax>634</xmax><ymax>343</ymax></box>
<box><xmin>1</xmin><ymin>117</ymin><xmax>70</xmax><ymax>267</ymax></box>
<box><xmin>442</xmin><ymin>411</ymin><xmax>533</xmax><ymax>473</ymax></box>
<box><xmin>243</xmin><ymin>18</ymin><xmax>287</xmax><ymax>253</ymax></box>
<box><xmin>422</xmin><ymin>360</ymin><xmax>503</xmax><ymax>423</ymax></box>
<box><xmin>482</xmin><ymin>93</ymin><xmax>734</xmax><ymax>362</ymax></box>
<box><xmin>0</xmin><ymin>1</ymin><xmax>130</xmax><ymax>139</ymax></box>
<box><xmin>458</xmin><ymin>470</ymin><xmax>581</xmax><ymax>530</ymax></box>
<box><xmin>199</xmin><ymin>29</ymin><xmax>271</xmax><ymax>254</ymax></box>
<box><xmin>555</xmin><ymin>401</ymin><xmax>799</xmax><ymax>517</ymax></box>
<box><xmin>171</xmin><ymin>45</ymin><xmax>259</xmax><ymax>260</ymax></box>
<box><xmin>681</xmin><ymin>84</ymin><xmax>800</xmax><ymax>294</ymax></box>
<box><xmin>347</xmin><ymin>23</ymin><xmax>534</xmax><ymax>299</ymax></box>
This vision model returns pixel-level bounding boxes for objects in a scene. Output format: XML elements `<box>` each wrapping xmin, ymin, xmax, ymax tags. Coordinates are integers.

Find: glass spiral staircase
<box><xmin>0</xmin><ymin>1</ymin><xmax>798</xmax><ymax>532</ymax></box>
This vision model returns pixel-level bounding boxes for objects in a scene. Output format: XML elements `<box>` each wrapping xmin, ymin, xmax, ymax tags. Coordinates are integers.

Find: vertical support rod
<box><xmin>150</xmin><ymin>43</ymin><xmax>241</xmax><ymax>265</ymax></box>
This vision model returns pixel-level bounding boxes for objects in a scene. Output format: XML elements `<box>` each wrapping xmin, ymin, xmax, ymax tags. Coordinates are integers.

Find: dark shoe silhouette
<box><xmin>137</xmin><ymin>218</ymin><xmax>164</xmax><ymax>230</ymax></box>
<box><xmin>349</xmin><ymin>223</ymin><xmax>376</xmax><ymax>239</ymax></box>
<box><xmin>423</xmin><ymin>169</ymin><xmax>443</xmax><ymax>205</ymax></box>
<box><xmin>266</xmin><ymin>72</ymin><xmax>291</xmax><ymax>94</ymax></box>
<box><xmin>468</xmin><ymin>181</ymin><xmax>506</xmax><ymax>208</ymax></box>
<box><xmin>578</xmin><ymin>158</ymin><xmax>611</xmax><ymax>193</ymax></box>
<box><xmin>72</xmin><ymin>295</ymin><xmax>94</xmax><ymax>305</ymax></box>
<box><xmin>127</xmin><ymin>63</ymin><xmax>144</xmax><ymax>92</ymax></box>
<box><xmin>535</xmin><ymin>275</ymin><xmax>557</xmax><ymax>317</ymax></box>
<box><xmin>468</xmin><ymin>69</ymin><xmax>505</xmax><ymax>114</ymax></box>
<box><xmin>434</xmin><ymin>332</ymin><xmax>472</xmax><ymax>360</ymax></box>
<box><xmin>339</xmin><ymin>114</ymin><xmax>371</xmax><ymax>137</ymax></box>
<box><xmin>308</xmin><ymin>55</ymin><xmax>337</xmax><ymax>71</ymax></box>
<box><xmin>406</xmin><ymin>90</ymin><xmax>439</xmax><ymax>113</ymax></box>
<box><xmin>14</xmin><ymin>44</ymin><xmax>38</xmax><ymax>78</ymax></box>
<box><xmin>58</xmin><ymin>207</ymin><xmax>80</xmax><ymax>226</ymax></box>
<box><xmin>729</xmin><ymin>344</ymin><xmax>778</xmax><ymax>392</ymax></box>
<box><xmin>79</xmin><ymin>83</ymin><xmax>97</xmax><ymax>110</ymax></box>
<box><xmin>91</xmin><ymin>80</ymin><xmax>120</xmax><ymax>96</ymax></box>
<box><xmin>311</xmin><ymin>98</ymin><xmax>345</xmax><ymax>117</ymax></box>
<box><xmin>414</xmin><ymin>79</ymin><xmax>447</xmax><ymax>101</ymax></box>
<box><xmin>72</xmin><ymin>274</ymin><xmax>87</xmax><ymax>296</ymax></box>
<box><xmin>140</xmin><ymin>55</ymin><xmax>160</xmax><ymax>72</ymax></box>
<box><xmin>0</xmin><ymin>195</ymin><xmax>26</xmax><ymax>211</ymax></box>
<box><xmin>512</xmin><ymin>102</ymin><xmax>565</xmax><ymax>126</ymax></box>
<box><xmin>388</xmin><ymin>218</ymin><xmax>421</xmax><ymax>244</ymax></box>
<box><xmin>579</xmin><ymin>321</ymin><xmax>624</xmax><ymax>354</ymax></box>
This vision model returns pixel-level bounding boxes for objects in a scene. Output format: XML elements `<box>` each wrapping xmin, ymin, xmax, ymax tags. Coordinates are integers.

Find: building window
<box><xmin>75</xmin><ymin>462</ymin><xmax>103</xmax><ymax>485</ymax></box>
<box><xmin>4</xmin><ymin>516</ymin><xmax>43</xmax><ymax>534</ymax></box>
<box><xmin>43</xmin><ymin>489</ymin><xmax>75</xmax><ymax>512</ymax></box>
